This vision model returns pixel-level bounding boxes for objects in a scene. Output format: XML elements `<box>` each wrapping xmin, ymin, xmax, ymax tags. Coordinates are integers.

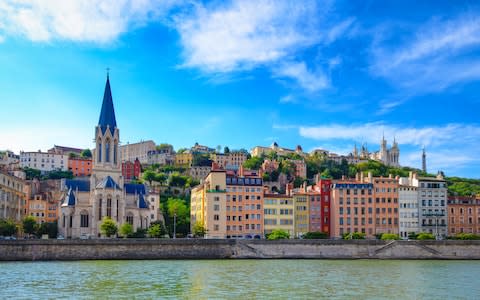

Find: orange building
<box><xmin>24</xmin><ymin>179</ymin><xmax>62</xmax><ymax>223</ymax></box>
<box><xmin>225</xmin><ymin>168</ymin><xmax>264</xmax><ymax>238</ymax></box>
<box><xmin>373</xmin><ymin>176</ymin><xmax>399</xmax><ymax>235</ymax></box>
<box><xmin>448</xmin><ymin>196</ymin><xmax>480</xmax><ymax>235</ymax></box>
<box><xmin>331</xmin><ymin>180</ymin><xmax>375</xmax><ymax>237</ymax></box>
<box><xmin>68</xmin><ymin>157</ymin><xmax>92</xmax><ymax>177</ymax></box>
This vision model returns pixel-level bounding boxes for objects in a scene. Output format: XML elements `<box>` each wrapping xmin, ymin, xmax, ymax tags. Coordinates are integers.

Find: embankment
<box><xmin>1</xmin><ymin>239</ymin><xmax>480</xmax><ymax>261</ymax></box>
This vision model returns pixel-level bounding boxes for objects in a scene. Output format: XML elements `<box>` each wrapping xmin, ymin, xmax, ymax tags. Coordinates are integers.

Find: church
<box><xmin>352</xmin><ymin>136</ymin><xmax>400</xmax><ymax>167</ymax></box>
<box><xmin>58</xmin><ymin>75</ymin><xmax>155</xmax><ymax>238</ymax></box>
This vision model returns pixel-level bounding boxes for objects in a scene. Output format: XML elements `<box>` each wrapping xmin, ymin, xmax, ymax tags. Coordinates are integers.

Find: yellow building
<box><xmin>175</xmin><ymin>152</ymin><xmax>193</xmax><ymax>166</ymax></box>
<box><xmin>263</xmin><ymin>194</ymin><xmax>295</xmax><ymax>237</ymax></box>
<box><xmin>211</xmin><ymin>152</ymin><xmax>248</xmax><ymax>169</ymax></box>
<box><xmin>190</xmin><ymin>170</ymin><xmax>227</xmax><ymax>238</ymax></box>
<box><xmin>293</xmin><ymin>193</ymin><xmax>310</xmax><ymax>238</ymax></box>
<box><xmin>0</xmin><ymin>171</ymin><xmax>26</xmax><ymax>221</ymax></box>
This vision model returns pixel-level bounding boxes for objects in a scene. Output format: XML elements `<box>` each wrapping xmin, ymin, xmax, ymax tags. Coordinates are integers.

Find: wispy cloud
<box><xmin>371</xmin><ymin>13</ymin><xmax>480</xmax><ymax>93</ymax></box>
<box><xmin>174</xmin><ymin>0</ymin><xmax>354</xmax><ymax>92</ymax></box>
<box><xmin>0</xmin><ymin>0</ymin><xmax>178</xmax><ymax>44</ymax></box>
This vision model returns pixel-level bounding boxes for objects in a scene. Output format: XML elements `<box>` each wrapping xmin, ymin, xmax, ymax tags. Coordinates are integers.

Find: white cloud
<box><xmin>0</xmin><ymin>0</ymin><xmax>178</xmax><ymax>43</ymax></box>
<box><xmin>372</xmin><ymin>14</ymin><xmax>480</xmax><ymax>93</ymax></box>
<box><xmin>175</xmin><ymin>0</ymin><xmax>354</xmax><ymax>92</ymax></box>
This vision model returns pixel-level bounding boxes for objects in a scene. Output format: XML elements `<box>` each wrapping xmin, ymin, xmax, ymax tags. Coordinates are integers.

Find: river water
<box><xmin>1</xmin><ymin>260</ymin><xmax>479</xmax><ymax>299</ymax></box>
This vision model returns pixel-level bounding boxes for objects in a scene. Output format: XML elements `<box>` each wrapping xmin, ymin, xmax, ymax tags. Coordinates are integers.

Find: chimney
<box><xmin>355</xmin><ymin>173</ymin><xmax>360</xmax><ymax>181</ymax></box>
<box><xmin>409</xmin><ymin>171</ymin><xmax>413</xmax><ymax>180</ymax></box>
<box><xmin>286</xmin><ymin>183</ymin><xmax>292</xmax><ymax>196</ymax></box>
<box><xmin>389</xmin><ymin>174</ymin><xmax>392</xmax><ymax>179</ymax></box>
<box><xmin>239</xmin><ymin>165</ymin><xmax>244</xmax><ymax>177</ymax></box>
<box><xmin>360</xmin><ymin>172</ymin><xmax>364</xmax><ymax>182</ymax></box>
<box><xmin>368</xmin><ymin>172</ymin><xmax>372</xmax><ymax>183</ymax></box>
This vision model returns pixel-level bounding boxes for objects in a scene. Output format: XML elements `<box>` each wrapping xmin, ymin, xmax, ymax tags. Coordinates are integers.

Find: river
<box><xmin>1</xmin><ymin>260</ymin><xmax>479</xmax><ymax>299</ymax></box>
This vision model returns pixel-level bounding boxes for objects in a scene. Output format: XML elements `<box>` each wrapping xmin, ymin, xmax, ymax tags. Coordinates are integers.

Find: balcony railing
<box><xmin>206</xmin><ymin>189</ymin><xmax>227</xmax><ymax>193</ymax></box>
<box><xmin>423</xmin><ymin>213</ymin><xmax>445</xmax><ymax>217</ymax></box>
<box><xmin>422</xmin><ymin>224</ymin><xmax>447</xmax><ymax>227</ymax></box>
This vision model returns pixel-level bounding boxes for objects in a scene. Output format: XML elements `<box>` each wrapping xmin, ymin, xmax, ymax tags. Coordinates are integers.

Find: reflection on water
<box><xmin>1</xmin><ymin>260</ymin><xmax>479</xmax><ymax>299</ymax></box>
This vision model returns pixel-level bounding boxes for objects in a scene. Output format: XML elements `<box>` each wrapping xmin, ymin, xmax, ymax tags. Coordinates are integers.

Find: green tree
<box><xmin>148</xmin><ymin>222</ymin><xmax>167</xmax><ymax>238</ymax></box>
<box><xmin>417</xmin><ymin>233</ymin><xmax>435</xmax><ymax>240</ymax></box>
<box><xmin>80</xmin><ymin>149</ymin><xmax>92</xmax><ymax>158</ymax></box>
<box><xmin>293</xmin><ymin>177</ymin><xmax>306</xmax><ymax>188</ymax></box>
<box><xmin>143</xmin><ymin>170</ymin><xmax>157</xmax><ymax>185</ymax></box>
<box><xmin>24</xmin><ymin>167</ymin><xmax>41</xmax><ymax>180</ymax></box>
<box><xmin>192</xmin><ymin>221</ymin><xmax>207</xmax><ymax>238</ymax></box>
<box><xmin>342</xmin><ymin>232</ymin><xmax>366</xmax><ymax>240</ymax></box>
<box><xmin>177</xmin><ymin>148</ymin><xmax>187</xmax><ymax>154</ymax></box>
<box><xmin>454</xmin><ymin>233</ymin><xmax>480</xmax><ymax>240</ymax></box>
<box><xmin>46</xmin><ymin>170</ymin><xmax>74</xmax><ymax>180</ymax></box>
<box><xmin>119</xmin><ymin>223</ymin><xmax>134</xmax><ymax>238</ymax></box>
<box><xmin>36</xmin><ymin>222</ymin><xmax>58</xmax><ymax>238</ymax></box>
<box><xmin>0</xmin><ymin>219</ymin><xmax>17</xmax><ymax>236</ymax></box>
<box><xmin>22</xmin><ymin>216</ymin><xmax>37</xmax><ymax>236</ymax></box>
<box><xmin>243</xmin><ymin>156</ymin><xmax>264</xmax><ymax>170</ymax></box>
<box><xmin>224</xmin><ymin>146</ymin><xmax>230</xmax><ymax>154</ymax></box>
<box><xmin>156</xmin><ymin>143</ymin><xmax>172</xmax><ymax>151</ymax></box>
<box><xmin>192</xmin><ymin>153</ymin><xmax>212</xmax><ymax>167</ymax></box>
<box><xmin>303</xmin><ymin>231</ymin><xmax>328</xmax><ymax>239</ymax></box>
<box><xmin>167</xmin><ymin>198</ymin><xmax>189</xmax><ymax>224</ymax></box>
<box><xmin>408</xmin><ymin>232</ymin><xmax>418</xmax><ymax>240</ymax></box>
<box><xmin>100</xmin><ymin>217</ymin><xmax>118</xmax><ymax>237</ymax></box>
<box><xmin>169</xmin><ymin>173</ymin><xmax>189</xmax><ymax>188</ymax></box>
<box><xmin>155</xmin><ymin>173</ymin><xmax>168</xmax><ymax>185</ymax></box>
<box><xmin>381</xmin><ymin>233</ymin><xmax>400</xmax><ymax>240</ymax></box>
<box><xmin>267</xmin><ymin>229</ymin><xmax>290</xmax><ymax>240</ymax></box>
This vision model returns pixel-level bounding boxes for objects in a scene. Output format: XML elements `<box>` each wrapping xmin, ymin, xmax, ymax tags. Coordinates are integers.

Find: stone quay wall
<box><xmin>1</xmin><ymin>239</ymin><xmax>480</xmax><ymax>261</ymax></box>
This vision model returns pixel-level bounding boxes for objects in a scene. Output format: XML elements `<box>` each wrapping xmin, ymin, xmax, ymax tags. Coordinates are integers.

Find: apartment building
<box><xmin>119</xmin><ymin>140</ymin><xmax>155</xmax><ymax>164</ymax></box>
<box><xmin>373</xmin><ymin>176</ymin><xmax>399</xmax><ymax>235</ymax></box>
<box><xmin>68</xmin><ymin>157</ymin><xmax>92</xmax><ymax>177</ymax></box>
<box><xmin>264</xmin><ymin>194</ymin><xmax>295</xmax><ymax>237</ymax></box>
<box><xmin>20</xmin><ymin>151</ymin><xmax>68</xmax><ymax>172</ymax></box>
<box><xmin>448</xmin><ymin>196</ymin><xmax>480</xmax><ymax>235</ymax></box>
<box><xmin>398</xmin><ymin>185</ymin><xmax>420</xmax><ymax>239</ymax></box>
<box><xmin>24</xmin><ymin>179</ymin><xmax>62</xmax><ymax>223</ymax></box>
<box><xmin>0</xmin><ymin>171</ymin><xmax>25</xmax><ymax>221</ymax></box>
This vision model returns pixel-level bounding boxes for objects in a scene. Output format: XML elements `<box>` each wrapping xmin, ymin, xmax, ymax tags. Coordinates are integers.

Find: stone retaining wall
<box><xmin>1</xmin><ymin>239</ymin><xmax>480</xmax><ymax>261</ymax></box>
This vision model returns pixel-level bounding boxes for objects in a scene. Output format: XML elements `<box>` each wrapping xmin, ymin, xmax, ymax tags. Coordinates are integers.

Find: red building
<box><xmin>122</xmin><ymin>158</ymin><xmax>141</xmax><ymax>181</ymax></box>
<box><xmin>68</xmin><ymin>157</ymin><xmax>92</xmax><ymax>177</ymax></box>
<box><xmin>308</xmin><ymin>178</ymin><xmax>331</xmax><ymax>235</ymax></box>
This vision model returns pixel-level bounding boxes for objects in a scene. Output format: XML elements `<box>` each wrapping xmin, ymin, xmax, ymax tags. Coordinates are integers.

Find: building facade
<box><xmin>373</xmin><ymin>176</ymin><xmax>399</xmax><ymax>235</ymax></box>
<box><xmin>308</xmin><ymin>179</ymin><xmax>331</xmax><ymax>235</ymax></box>
<box><xmin>447</xmin><ymin>196</ymin><xmax>480</xmax><ymax>235</ymax></box>
<box><xmin>251</xmin><ymin>142</ymin><xmax>305</xmax><ymax>158</ymax></box>
<box><xmin>398</xmin><ymin>185</ymin><xmax>420</xmax><ymax>239</ymax></box>
<box><xmin>20</xmin><ymin>151</ymin><xmax>68</xmax><ymax>173</ymax></box>
<box><xmin>68</xmin><ymin>157</ymin><xmax>92</xmax><ymax>177</ymax></box>
<box><xmin>24</xmin><ymin>179</ymin><xmax>62</xmax><ymax>223</ymax></box>
<box><xmin>119</xmin><ymin>140</ymin><xmax>155</xmax><ymax>164</ymax></box>
<box><xmin>263</xmin><ymin>194</ymin><xmax>295</xmax><ymax>237</ymax></box>
<box><xmin>175</xmin><ymin>152</ymin><xmax>193</xmax><ymax>166</ymax></box>
<box><xmin>211</xmin><ymin>151</ymin><xmax>248</xmax><ymax>169</ymax></box>
<box><xmin>189</xmin><ymin>166</ymin><xmax>211</xmax><ymax>181</ymax></box>
<box><xmin>59</xmin><ymin>76</ymin><xmax>152</xmax><ymax>239</ymax></box>
<box><xmin>122</xmin><ymin>158</ymin><xmax>141</xmax><ymax>181</ymax></box>
<box><xmin>0</xmin><ymin>171</ymin><xmax>25</xmax><ymax>221</ymax></box>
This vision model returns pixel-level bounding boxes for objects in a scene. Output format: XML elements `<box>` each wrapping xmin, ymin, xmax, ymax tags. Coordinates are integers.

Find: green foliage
<box><xmin>155</xmin><ymin>173</ymin><xmax>168</xmax><ymax>185</ymax></box>
<box><xmin>342</xmin><ymin>232</ymin><xmax>366</xmax><ymax>240</ymax></box>
<box><xmin>454</xmin><ymin>233</ymin><xmax>480</xmax><ymax>240</ymax></box>
<box><xmin>143</xmin><ymin>170</ymin><xmax>157</xmax><ymax>185</ymax></box>
<box><xmin>243</xmin><ymin>156</ymin><xmax>264</xmax><ymax>170</ymax></box>
<box><xmin>223</xmin><ymin>146</ymin><xmax>230</xmax><ymax>154</ymax></box>
<box><xmin>45</xmin><ymin>170</ymin><xmax>74</xmax><ymax>180</ymax></box>
<box><xmin>192</xmin><ymin>153</ymin><xmax>212</xmax><ymax>167</ymax></box>
<box><xmin>408</xmin><ymin>232</ymin><xmax>418</xmax><ymax>240</ymax></box>
<box><xmin>130</xmin><ymin>228</ymin><xmax>147</xmax><ymax>238</ymax></box>
<box><xmin>447</xmin><ymin>177</ymin><xmax>480</xmax><ymax>196</ymax></box>
<box><xmin>0</xmin><ymin>219</ymin><xmax>17</xmax><ymax>236</ymax></box>
<box><xmin>192</xmin><ymin>221</ymin><xmax>208</xmax><ymax>238</ymax></box>
<box><xmin>100</xmin><ymin>217</ymin><xmax>118</xmax><ymax>237</ymax></box>
<box><xmin>156</xmin><ymin>143</ymin><xmax>173</xmax><ymax>151</ymax></box>
<box><xmin>169</xmin><ymin>172</ymin><xmax>189</xmax><ymax>188</ymax></box>
<box><xmin>35</xmin><ymin>222</ymin><xmax>58</xmax><ymax>238</ymax></box>
<box><xmin>267</xmin><ymin>229</ymin><xmax>290</xmax><ymax>240</ymax></box>
<box><xmin>293</xmin><ymin>177</ymin><xmax>306</xmax><ymax>188</ymax></box>
<box><xmin>69</xmin><ymin>152</ymin><xmax>78</xmax><ymax>159</ymax></box>
<box><xmin>24</xmin><ymin>167</ymin><xmax>41</xmax><ymax>180</ymax></box>
<box><xmin>302</xmin><ymin>231</ymin><xmax>328</xmax><ymax>239</ymax></box>
<box><xmin>417</xmin><ymin>233</ymin><xmax>435</xmax><ymax>240</ymax></box>
<box><xmin>177</xmin><ymin>148</ymin><xmax>187</xmax><ymax>154</ymax></box>
<box><xmin>148</xmin><ymin>222</ymin><xmax>167</xmax><ymax>238</ymax></box>
<box><xmin>167</xmin><ymin>198</ymin><xmax>189</xmax><ymax>223</ymax></box>
<box><xmin>119</xmin><ymin>223</ymin><xmax>134</xmax><ymax>238</ymax></box>
<box><xmin>80</xmin><ymin>149</ymin><xmax>92</xmax><ymax>158</ymax></box>
<box><xmin>381</xmin><ymin>233</ymin><xmax>400</xmax><ymax>240</ymax></box>
<box><xmin>266</xmin><ymin>150</ymin><xmax>278</xmax><ymax>161</ymax></box>
<box><xmin>22</xmin><ymin>216</ymin><xmax>37</xmax><ymax>235</ymax></box>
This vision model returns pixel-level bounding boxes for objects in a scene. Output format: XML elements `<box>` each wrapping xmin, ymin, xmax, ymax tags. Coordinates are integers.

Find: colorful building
<box><xmin>119</xmin><ymin>140</ymin><xmax>156</xmax><ymax>164</ymax></box>
<box><xmin>293</xmin><ymin>193</ymin><xmax>309</xmax><ymax>238</ymax></box>
<box><xmin>373</xmin><ymin>176</ymin><xmax>399</xmax><ymax>235</ymax></box>
<box><xmin>308</xmin><ymin>179</ymin><xmax>331</xmax><ymax>235</ymax></box>
<box><xmin>0</xmin><ymin>171</ymin><xmax>25</xmax><ymax>221</ymax></box>
<box><xmin>447</xmin><ymin>196</ymin><xmax>480</xmax><ymax>235</ymax></box>
<box><xmin>175</xmin><ymin>152</ymin><xmax>193</xmax><ymax>166</ymax></box>
<box><xmin>211</xmin><ymin>151</ymin><xmax>248</xmax><ymax>169</ymax></box>
<box><xmin>263</xmin><ymin>194</ymin><xmax>295</xmax><ymax>237</ymax></box>
<box><xmin>24</xmin><ymin>179</ymin><xmax>62</xmax><ymax>223</ymax></box>
<box><xmin>122</xmin><ymin>158</ymin><xmax>141</xmax><ymax>181</ymax></box>
<box><xmin>68</xmin><ymin>157</ymin><xmax>92</xmax><ymax>177</ymax></box>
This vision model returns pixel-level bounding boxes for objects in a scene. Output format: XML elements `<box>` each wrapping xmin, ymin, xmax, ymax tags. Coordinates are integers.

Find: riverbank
<box><xmin>1</xmin><ymin>239</ymin><xmax>480</xmax><ymax>261</ymax></box>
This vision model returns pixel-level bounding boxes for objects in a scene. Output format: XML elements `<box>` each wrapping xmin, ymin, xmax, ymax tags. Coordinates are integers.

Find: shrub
<box><xmin>100</xmin><ymin>217</ymin><xmax>118</xmax><ymax>237</ymax></box>
<box><xmin>303</xmin><ymin>231</ymin><xmax>328</xmax><ymax>239</ymax></box>
<box><xmin>130</xmin><ymin>228</ymin><xmax>147</xmax><ymax>238</ymax></box>
<box><xmin>381</xmin><ymin>233</ymin><xmax>400</xmax><ymax>240</ymax></box>
<box><xmin>455</xmin><ymin>233</ymin><xmax>480</xmax><ymax>240</ymax></box>
<box><xmin>0</xmin><ymin>219</ymin><xmax>17</xmax><ymax>236</ymax></box>
<box><xmin>148</xmin><ymin>223</ymin><xmax>167</xmax><ymax>238</ymax></box>
<box><xmin>267</xmin><ymin>229</ymin><xmax>290</xmax><ymax>240</ymax></box>
<box><xmin>408</xmin><ymin>232</ymin><xmax>418</xmax><ymax>240</ymax></box>
<box><xmin>342</xmin><ymin>232</ymin><xmax>366</xmax><ymax>240</ymax></box>
<box><xmin>119</xmin><ymin>223</ymin><xmax>134</xmax><ymax>238</ymax></box>
<box><xmin>417</xmin><ymin>233</ymin><xmax>435</xmax><ymax>240</ymax></box>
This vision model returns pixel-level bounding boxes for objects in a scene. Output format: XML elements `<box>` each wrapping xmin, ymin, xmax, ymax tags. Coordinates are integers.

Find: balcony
<box><xmin>422</xmin><ymin>224</ymin><xmax>447</xmax><ymax>227</ymax></box>
<box><xmin>423</xmin><ymin>213</ymin><xmax>445</xmax><ymax>217</ymax></box>
<box><xmin>206</xmin><ymin>189</ymin><xmax>227</xmax><ymax>193</ymax></box>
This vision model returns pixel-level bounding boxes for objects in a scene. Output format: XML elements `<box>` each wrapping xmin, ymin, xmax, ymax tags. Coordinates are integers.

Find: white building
<box><xmin>20</xmin><ymin>151</ymin><xmax>68</xmax><ymax>172</ymax></box>
<box><xmin>119</xmin><ymin>140</ymin><xmax>155</xmax><ymax>164</ymax></box>
<box><xmin>59</xmin><ymin>76</ymin><xmax>155</xmax><ymax>239</ymax></box>
<box><xmin>398</xmin><ymin>185</ymin><xmax>420</xmax><ymax>239</ymax></box>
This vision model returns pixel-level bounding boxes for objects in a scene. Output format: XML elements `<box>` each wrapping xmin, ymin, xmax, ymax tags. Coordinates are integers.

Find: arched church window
<box><xmin>114</xmin><ymin>141</ymin><xmax>118</xmax><ymax>165</ymax></box>
<box><xmin>106</xmin><ymin>139</ymin><xmax>111</xmax><ymax>162</ymax></box>
<box><xmin>98</xmin><ymin>197</ymin><xmax>103</xmax><ymax>221</ymax></box>
<box><xmin>80</xmin><ymin>211</ymin><xmax>89</xmax><ymax>228</ymax></box>
<box><xmin>107</xmin><ymin>197</ymin><xmax>112</xmax><ymax>217</ymax></box>
<box><xmin>97</xmin><ymin>140</ymin><xmax>102</xmax><ymax>163</ymax></box>
<box><xmin>126</xmin><ymin>213</ymin><xmax>134</xmax><ymax>225</ymax></box>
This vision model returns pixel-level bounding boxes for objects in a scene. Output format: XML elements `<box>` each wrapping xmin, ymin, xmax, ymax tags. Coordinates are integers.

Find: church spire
<box><xmin>98</xmin><ymin>73</ymin><xmax>117</xmax><ymax>135</ymax></box>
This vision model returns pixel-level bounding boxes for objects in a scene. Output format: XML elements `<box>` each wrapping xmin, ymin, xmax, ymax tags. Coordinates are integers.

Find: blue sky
<box><xmin>0</xmin><ymin>0</ymin><xmax>479</xmax><ymax>178</ymax></box>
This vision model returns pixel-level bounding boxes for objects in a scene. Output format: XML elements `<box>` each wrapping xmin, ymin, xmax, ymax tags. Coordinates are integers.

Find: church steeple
<box><xmin>98</xmin><ymin>74</ymin><xmax>117</xmax><ymax>135</ymax></box>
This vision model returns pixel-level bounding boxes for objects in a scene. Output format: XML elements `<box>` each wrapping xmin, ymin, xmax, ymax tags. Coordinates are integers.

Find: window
<box><xmin>214</xmin><ymin>204</ymin><xmax>220</xmax><ymax>211</ymax></box>
<box><xmin>126</xmin><ymin>215</ymin><xmax>134</xmax><ymax>225</ymax></box>
<box><xmin>98</xmin><ymin>198</ymin><xmax>103</xmax><ymax>220</ymax></box>
<box><xmin>80</xmin><ymin>213</ymin><xmax>89</xmax><ymax>228</ymax></box>
<box><xmin>107</xmin><ymin>197</ymin><xmax>112</xmax><ymax>217</ymax></box>
<box><xmin>214</xmin><ymin>214</ymin><xmax>219</xmax><ymax>221</ymax></box>
<box><xmin>214</xmin><ymin>224</ymin><xmax>219</xmax><ymax>231</ymax></box>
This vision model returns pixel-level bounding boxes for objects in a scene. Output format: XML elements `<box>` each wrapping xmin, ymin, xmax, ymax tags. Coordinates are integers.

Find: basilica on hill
<box><xmin>352</xmin><ymin>136</ymin><xmax>400</xmax><ymax>167</ymax></box>
<box><xmin>58</xmin><ymin>75</ymin><xmax>155</xmax><ymax>238</ymax></box>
